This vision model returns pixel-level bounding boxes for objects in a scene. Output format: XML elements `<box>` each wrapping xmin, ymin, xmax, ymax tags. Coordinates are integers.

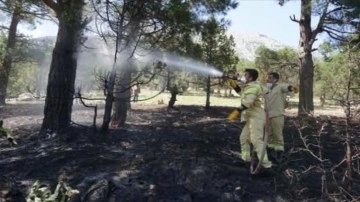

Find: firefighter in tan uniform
<box><xmin>266</xmin><ymin>72</ymin><xmax>298</xmax><ymax>163</ymax></box>
<box><xmin>228</xmin><ymin>68</ymin><xmax>272</xmax><ymax>171</ymax></box>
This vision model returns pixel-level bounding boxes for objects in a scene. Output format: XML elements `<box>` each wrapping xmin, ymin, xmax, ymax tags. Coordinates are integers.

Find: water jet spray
<box><xmin>138</xmin><ymin>50</ymin><xmax>224</xmax><ymax>78</ymax></box>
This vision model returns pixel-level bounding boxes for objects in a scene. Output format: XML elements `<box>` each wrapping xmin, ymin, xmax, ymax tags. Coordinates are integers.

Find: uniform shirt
<box><xmin>240</xmin><ymin>81</ymin><xmax>265</xmax><ymax>122</ymax></box>
<box><xmin>266</xmin><ymin>83</ymin><xmax>291</xmax><ymax>118</ymax></box>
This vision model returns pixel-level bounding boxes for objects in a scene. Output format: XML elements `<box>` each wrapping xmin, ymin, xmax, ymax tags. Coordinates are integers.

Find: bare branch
<box><xmin>323</xmin><ymin>28</ymin><xmax>345</xmax><ymax>41</ymax></box>
<box><xmin>0</xmin><ymin>25</ymin><xmax>8</xmax><ymax>30</ymax></box>
<box><xmin>269</xmin><ymin>61</ymin><xmax>299</xmax><ymax>68</ymax></box>
<box><xmin>42</xmin><ymin>0</ymin><xmax>59</xmax><ymax>13</ymax></box>
<box><xmin>312</xmin><ymin>1</ymin><xmax>329</xmax><ymax>44</ymax></box>
<box><xmin>325</xmin><ymin>6</ymin><xmax>344</xmax><ymax>16</ymax></box>
<box><xmin>290</xmin><ymin>14</ymin><xmax>299</xmax><ymax>23</ymax></box>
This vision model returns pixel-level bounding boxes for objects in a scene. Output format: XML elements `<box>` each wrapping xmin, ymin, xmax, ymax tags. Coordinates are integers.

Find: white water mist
<box><xmin>161</xmin><ymin>52</ymin><xmax>223</xmax><ymax>77</ymax></box>
<box><xmin>135</xmin><ymin>49</ymin><xmax>223</xmax><ymax>77</ymax></box>
<box><xmin>75</xmin><ymin>39</ymin><xmax>224</xmax><ymax>90</ymax></box>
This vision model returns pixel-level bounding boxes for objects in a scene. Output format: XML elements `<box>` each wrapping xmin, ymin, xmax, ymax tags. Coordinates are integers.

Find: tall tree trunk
<box><xmin>109</xmin><ymin>41</ymin><xmax>136</xmax><ymax>127</ymax></box>
<box><xmin>101</xmin><ymin>66</ymin><xmax>116</xmax><ymax>132</ymax></box>
<box><xmin>108</xmin><ymin>0</ymin><xmax>143</xmax><ymax>129</ymax></box>
<box><xmin>344</xmin><ymin>44</ymin><xmax>354</xmax><ymax>192</ymax></box>
<box><xmin>101</xmin><ymin>5</ymin><xmax>125</xmax><ymax>132</ymax></box>
<box><xmin>298</xmin><ymin>53</ymin><xmax>314</xmax><ymax>115</ymax></box>
<box><xmin>205</xmin><ymin>76</ymin><xmax>211</xmax><ymax>109</ymax></box>
<box><xmin>101</xmin><ymin>37</ymin><xmax>135</xmax><ymax>132</ymax></box>
<box><xmin>111</xmin><ymin>67</ymin><xmax>132</xmax><ymax>127</ymax></box>
<box><xmin>42</xmin><ymin>0</ymin><xmax>84</xmax><ymax>132</ymax></box>
<box><xmin>0</xmin><ymin>1</ymin><xmax>22</xmax><ymax>105</ymax></box>
<box><xmin>298</xmin><ymin>0</ymin><xmax>314</xmax><ymax>116</ymax></box>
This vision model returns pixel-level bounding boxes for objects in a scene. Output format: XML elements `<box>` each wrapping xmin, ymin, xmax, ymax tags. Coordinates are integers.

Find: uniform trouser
<box><xmin>239</xmin><ymin>117</ymin><xmax>272</xmax><ymax>168</ymax></box>
<box><xmin>268</xmin><ymin>116</ymin><xmax>285</xmax><ymax>151</ymax></box>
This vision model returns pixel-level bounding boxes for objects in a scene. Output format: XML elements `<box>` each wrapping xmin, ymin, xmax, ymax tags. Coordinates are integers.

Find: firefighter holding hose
<box><xmin>227</xmin><ymin>68</ymin><xmax>272</xmax><ymax>174</ymax></box>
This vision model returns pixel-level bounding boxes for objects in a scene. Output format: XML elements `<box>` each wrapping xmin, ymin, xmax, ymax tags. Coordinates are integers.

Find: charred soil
<box><xmin>0</xmin><ymin>103</ymin><xmax>359</xmax><ymax>201</ymax></box>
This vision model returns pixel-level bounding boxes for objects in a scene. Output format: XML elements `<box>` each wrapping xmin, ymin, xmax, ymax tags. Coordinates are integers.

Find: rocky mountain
<box><xmin>230</xmin><ymin>32</ymin><xmax>292</xmax><ymax>61</ymax></box>
<box><xmin>35</xmin><ymin>32</ymin><xmax>293</xmax><ymax>62</ymax></box>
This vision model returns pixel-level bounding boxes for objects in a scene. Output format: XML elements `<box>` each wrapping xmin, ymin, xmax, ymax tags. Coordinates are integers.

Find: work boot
<box><xmin>267</xmin><ymin>148</ymin><xmax>284</xmax><ymax>164</ymax></box>
<box><xmin>274</xmin><ymin>150</ymin><xmax>284</xmax><ymax>164</ymax></box>
<box><xmin>251</xmin><ymin>166</ymin><xmax>274</xmax><ymax>177</ymax></box>
<box><xmin>232</xmin><ymin>158</ymin><xmax>251</xmax><ymax>168</ymax></box>
<box><xmin>259</xmin><ymin>167</ymin><xmax>274</xmax><ymax>177</ymax></box>
<box><xmin>230</xmin><ymin>151</ymin><xmax>251</xmax><ymax>167</ymax></box>
<box><xmin>267</xmin><ymin>148</ymin><xmax>276</xmax><ymax>162</ymax></box>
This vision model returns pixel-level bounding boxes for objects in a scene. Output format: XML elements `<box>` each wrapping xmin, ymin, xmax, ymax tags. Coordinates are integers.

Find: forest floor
<box><xmin>0</xmin><ymin>101</ymin><xmax>359</xmax><ymax>202</ymax></box>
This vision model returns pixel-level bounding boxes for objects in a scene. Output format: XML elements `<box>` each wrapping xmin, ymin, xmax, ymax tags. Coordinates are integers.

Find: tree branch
<box><xmin>323</xmin><ymin>29</ymin><xmax>345</xmax><ymax>41</ymax></box>
<box><xmin>311</xmin><ymin>2</ymin><xmax>329</xmax><ymax>44</ymax></box>
<box><xmin>289</xmin><ymin>14</ymin><xmax>299</xmax><ymax>23</ymax></box>
<box><xmin>42</xmin><ymin>0</ymin><xmax>59</xmax><ymax>13</ymax></box>
<box><xmin>325</xmin><ymin>6</ymin><xmax>344</xmax><ymax>16</ymax></box>
<box><xmin>0</xmin><ymin>25</ymin><xmax>9</xmax><ymax>30</ymax></box>
<box><xmin>269</xmin><ymin>61</ymin><xmax>299</xmax><ymax>68</ymax></box>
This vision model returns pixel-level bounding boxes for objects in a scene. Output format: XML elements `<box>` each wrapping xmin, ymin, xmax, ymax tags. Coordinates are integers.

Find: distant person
<box><xmin>266</xmin><ymin>72</ymin><xmax>298</xmax><ymax>163</ymax></box>
<box><xmin>320</xmin><ymin>94</ymin><xmax>325</xmax><ymax>108</ymax></box>
<box><xmin>228</xmin><ymin>68</ymin><xmax>273</xmax><ymax>174</ymax></box>
<box><xmin>133</xmin><ymin>84</ymin><xmax>140</xmax><ymax>102</ymax></box>
<box><xmin>168</xmin><ymin>84</ymin><xmax>179</xmax><ymax>109</ymax></box>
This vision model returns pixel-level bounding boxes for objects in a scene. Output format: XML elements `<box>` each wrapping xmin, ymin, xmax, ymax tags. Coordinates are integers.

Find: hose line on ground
<box><xmin>250</xmin><ymin>93</ymin><xmax>270</xmax><ymax>175</ymax></box>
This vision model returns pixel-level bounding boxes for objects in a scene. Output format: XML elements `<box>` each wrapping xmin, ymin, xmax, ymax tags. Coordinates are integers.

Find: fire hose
<box><xmin>225</xmin><ymin>76</ymin><xmax>271</xmax><ymax>175</ymax></box>
<box><xmin>226</xmin><ymin>92</ymin><xmax>271</xmax><ymax>175</ymax></box>
<box><xmin>250</xmin><ymin>92</ymin><xmax>270</xmax><ymax>175</ymax></box>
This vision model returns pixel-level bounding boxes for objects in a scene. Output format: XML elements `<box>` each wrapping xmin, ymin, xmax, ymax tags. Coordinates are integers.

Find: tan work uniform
<box><xmin>266</xmin><ymin>83</ymin><xmax>291</xmax><ymax>151</ymax></box>
<box><xmin>239</xmin><ymin>81</ymin><xmax>272</xmax><ymax>168</ymax></box>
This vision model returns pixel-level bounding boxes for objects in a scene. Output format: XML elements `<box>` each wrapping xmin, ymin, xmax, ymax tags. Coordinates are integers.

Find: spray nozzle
<box><xmin>220</xmin><ymin>73</ymin><xmax>240</xmax><ymax>81</ymax></box>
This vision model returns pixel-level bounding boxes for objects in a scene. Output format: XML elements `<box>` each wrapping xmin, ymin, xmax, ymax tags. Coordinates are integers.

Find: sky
<box><xmin>18</xmin><ymin>0</ymin><xmax>324</xmax><ymax>48</ymax></box>
<box><xmin>227</xmin><ymin>0</ymin><xmax>302</xmax><ymax>47</ymax></box>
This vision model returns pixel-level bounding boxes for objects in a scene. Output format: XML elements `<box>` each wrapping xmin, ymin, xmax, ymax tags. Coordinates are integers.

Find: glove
<box><xmin>229</xmin><ymin>79</ymin><xmax>241</xmax><ymax>93</ymax></box>
<box><xmin>227</xmin><ymin>108</ymin><xmax>242</xmax><ymax>121</ymax></box>
<box><xmin>229</xmin><ymin>79</ymin><xmax>238</xmax><ymax>88</ymax></box>
<box><xmin>291</xmin><ymin>85</ymin><xmax>299</xmax><ymax>94</ymax></box>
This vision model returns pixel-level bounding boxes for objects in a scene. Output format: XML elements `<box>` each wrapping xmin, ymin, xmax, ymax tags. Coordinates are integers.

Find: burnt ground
<box><xmin>0</xmin><ymin>102</ymin><xmax>359</xmax><ymax>202</ymax></box>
